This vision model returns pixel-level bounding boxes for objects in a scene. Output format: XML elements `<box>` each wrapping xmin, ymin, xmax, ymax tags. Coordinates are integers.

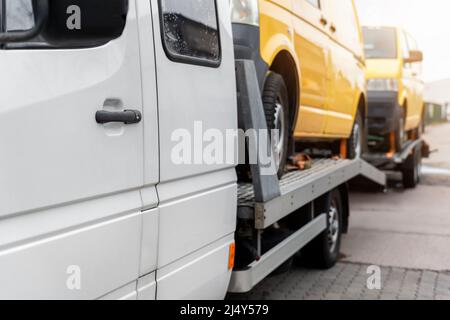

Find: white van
<box><xmin>0</xmin><ymin>0</ymin><xmax>237</xmax><ymax>299</ymax></box>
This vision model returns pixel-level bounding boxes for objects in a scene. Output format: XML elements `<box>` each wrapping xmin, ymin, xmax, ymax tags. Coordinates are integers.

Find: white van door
<box><xmin>0</xmin><ymin>0</ymin><xmax>158</xmax><ymax>299</ymax></box>
<box><xmin>150</xmin><ymin>0</ymin><xmax>238</xmax><ymax>299</ymax></box>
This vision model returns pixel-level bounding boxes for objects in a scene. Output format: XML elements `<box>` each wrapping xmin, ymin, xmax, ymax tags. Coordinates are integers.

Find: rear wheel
<box><xmin>300</xmin><ymin>189</ymin><xmax>343</xmax><ymax>269</ymax></box>
<box><xmin>262</xmin><ymin>72</ymin><xmax>290</xmax><ymax>178</ymax></box>
<box><xmin>403</xmin><ymin>147</ymin><xmax>422</xmax><ymax>189</ymax></box>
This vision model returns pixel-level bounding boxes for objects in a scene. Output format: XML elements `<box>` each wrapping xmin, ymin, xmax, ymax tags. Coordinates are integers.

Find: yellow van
<box><xmin>362</xmin><ymin>26</ymin><xmax>424</xmax><ymax>152</ymax></box>
<box><xmin>231</xmin><ymin>0</ymin><xmax>367</xmax><ymax>176</ymax></box>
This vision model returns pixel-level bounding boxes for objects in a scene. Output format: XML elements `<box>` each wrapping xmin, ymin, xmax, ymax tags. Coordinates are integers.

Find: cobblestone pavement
<box><xmin>228</xmin><ymin>262</ymin><xmax>450</xmax><ymax>300</ymax></box>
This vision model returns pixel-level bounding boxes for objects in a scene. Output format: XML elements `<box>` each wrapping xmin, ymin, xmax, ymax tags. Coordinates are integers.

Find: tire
<box><xmin>347</xmin><ymin>110</ymin><xmax>364</xmax><ymax>159</ymax></box>
<box><xmin>262</xmin><ymin>72</ymin><xmax>290</xmax><ymax>179</ymax></box>
<box><xmin>300</xmin><ymin>189</ymin><xmax>343</xmax><ymax>269</ymax></box>
<box><xmin>403</xmin><ymin>147</ymin><xmax>421</xmax><ymax>189</ymax></box>
<box><xmin>394</xmin><ymin>106</ymin><xmax>406</xmax><ymax>152</ymax></box>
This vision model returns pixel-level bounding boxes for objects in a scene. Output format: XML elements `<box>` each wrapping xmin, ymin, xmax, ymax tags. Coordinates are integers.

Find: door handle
<box><xmin>96</xmin><ymin>110</ymin><xmax>142</xmax><ymax>125</ymax></box>
<box><xmin>320</xmin><ymin>17</ymin><xmax>328</xmax><ymax>26</ymax></box>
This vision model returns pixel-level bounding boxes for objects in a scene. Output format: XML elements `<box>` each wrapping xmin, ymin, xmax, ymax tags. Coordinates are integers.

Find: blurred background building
<box><xmin>425</xmin><ymin>79</ymin><xmax>450</xmax><ymax>124</ymax></box>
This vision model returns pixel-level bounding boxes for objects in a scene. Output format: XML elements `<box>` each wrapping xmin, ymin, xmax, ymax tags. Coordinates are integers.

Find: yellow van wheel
<box><xmin>262</xmin><ymin>72</ymin><xmax>290</xmax><ymax>178</ymax></box>
<box><xmin>347</xmin><ymin>111</ymin><xmax>364</xmax><ymax>159</ymax></box>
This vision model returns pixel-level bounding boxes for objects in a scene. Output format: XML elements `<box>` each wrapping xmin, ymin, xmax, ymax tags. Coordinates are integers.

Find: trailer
<box><xmin>228</xmin><ymin>60</ymin><xmax>387</xmax><ymax>293</ymax></box>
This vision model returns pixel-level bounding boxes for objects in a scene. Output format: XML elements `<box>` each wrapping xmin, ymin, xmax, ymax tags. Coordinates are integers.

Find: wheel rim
<box><xmin>352</xmin><ymin>121</ymin><xmax>362</xmax><ymax>158</ymax></box>
<box><xmin>272</xmin><ymin>101</ymin><xmax>286</xmax><ymax>170</ymax></box>
<box><xmin>415</xmin><ymin>154</ymin><xmax>422</xmax><ymax>183</ymax></box>
<box><xmin>327</xmin><ymin>200</ymin><xmax>340</xmax><ymax>253</ymax></box>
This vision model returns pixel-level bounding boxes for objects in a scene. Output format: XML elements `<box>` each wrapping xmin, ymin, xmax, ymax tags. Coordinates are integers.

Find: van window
<box><xmin>159</xmin><ymin>0</ymin><xmax>221</xmax><ymax>67</ymax></box>
<box><xmin>3</xmin><ymin>0</ymin><xmax>35</xmax><ymax>31</ymax></box>
<box><xmin>363</xmin><ymin>27</ymin><xmax>398</xmax><ymax>59</ymax></box>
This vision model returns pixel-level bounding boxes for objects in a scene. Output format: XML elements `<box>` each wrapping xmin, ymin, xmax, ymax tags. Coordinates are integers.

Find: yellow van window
<box><xmin>363</xmin><ymin>27</ymin><xmax>397</xmax><ymax>59</ymax></box>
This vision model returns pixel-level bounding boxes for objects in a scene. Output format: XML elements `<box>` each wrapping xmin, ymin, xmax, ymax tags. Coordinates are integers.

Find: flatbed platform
<box><xmin>230</xmin><ymin>158</ymin><xmax>386</xmax><ymax>293</ymax></box>
<box><xmin>238</xmin><ymin>159</ymin><xmax>386</xmax><ymax>229</ymax></box>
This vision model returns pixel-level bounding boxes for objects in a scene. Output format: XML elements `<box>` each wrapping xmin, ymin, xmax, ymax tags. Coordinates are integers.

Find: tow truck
<box><xmin>0</xmin><ymin>0</ymin><xmax>386</xmax><ymax>299</ymax></box>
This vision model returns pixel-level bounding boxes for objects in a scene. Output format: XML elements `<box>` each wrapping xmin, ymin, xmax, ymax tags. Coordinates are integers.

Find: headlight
<box><xmin>230</xmin><ymin>0</ymin><xmax>259</xmax><ymax>26</ymax></box>
<box><xmin>367</xmin><ymin>78</ymin><xmax>398</xmax><ymax>92</ymax></box>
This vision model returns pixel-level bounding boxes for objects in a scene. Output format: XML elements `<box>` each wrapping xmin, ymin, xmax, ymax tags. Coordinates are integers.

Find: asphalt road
<box><xmin>230</xmin><ymin>122</ymin><xmax>450</xmax><ymax>300</ymax></box>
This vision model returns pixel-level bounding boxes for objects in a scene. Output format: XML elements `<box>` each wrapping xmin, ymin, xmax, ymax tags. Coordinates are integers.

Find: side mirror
<box><xmin>405</xmin><ymin>50</ymin><xmax>423</xmax><ymax>64</ymax></box>
<box><xmin>0</xmin><ymin>0</ymin><xmax>128</xmax><ymax>47</ymax></box>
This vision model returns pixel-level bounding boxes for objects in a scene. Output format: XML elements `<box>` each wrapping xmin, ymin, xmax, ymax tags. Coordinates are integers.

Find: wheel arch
<box><xmin>265</xmin><ymin>47</ymin><xmax>301</xmax><ymax>157</ymax></box>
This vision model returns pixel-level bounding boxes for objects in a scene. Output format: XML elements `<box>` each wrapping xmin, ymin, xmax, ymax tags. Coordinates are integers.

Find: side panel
<box><xmin>157</xmin><ymin>234</ymin><xmax>234</xmax><ymax>300</ymax></box>
<box><xmin>0</xmin><ymin>1</ymin><xmax>145</xmax><ymax>217</ymax></box>
<box><xmin>323</xmin><ymin>0</ymin><xmax>364</xmax><ymax>136</ymax></box>
<box><xmin>292</xmin><ymin>0</ymin><xmax>330</xmax><ymax>135</ymax></box>
<box><xmin>157</xmin><ymin>170</ymin><xmax>237</xmax><ymax>268</ymax></box>
<box><xmin>402</xmin><ymin>31</ymin><xmax>424</xmax><ymax>130</ymax></box>
<box><xmin>0</xmin><ymin>194</ymin><xmax>143</xmax><ymax>300</ymax></box>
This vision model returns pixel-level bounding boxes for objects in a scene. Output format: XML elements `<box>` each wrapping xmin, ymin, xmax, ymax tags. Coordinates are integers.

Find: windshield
<box><xmin>363</xmin><ymin>27</ymin><xmax>398</xmax><ymax>59</ymax></box>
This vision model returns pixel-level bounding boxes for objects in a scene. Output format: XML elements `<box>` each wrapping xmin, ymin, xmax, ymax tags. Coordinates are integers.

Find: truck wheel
<box><xmin>403</xmin><ymin>147</ymin><xmax>421</xmax><ymax>189</ymax></box>
<box><xmin>347</xmin><ymin>110</ymin><xmax>364</xmax><ymax>159</ymax></box>
<box><xmin>300</xmin><ymin>189</ymin><xmax>343</xmax><ymax>269</ymax></box>
<box><xmin>262</xmin><ymin>72</ymin><xmax>290</xmax><ymax>178</ymax></box>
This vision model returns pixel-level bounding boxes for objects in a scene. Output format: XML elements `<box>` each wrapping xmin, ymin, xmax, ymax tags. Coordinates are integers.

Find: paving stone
<box><xmin>227</xmin><ymin>262</ymin><xmax>450</xmax><ymax>301</ymax></box>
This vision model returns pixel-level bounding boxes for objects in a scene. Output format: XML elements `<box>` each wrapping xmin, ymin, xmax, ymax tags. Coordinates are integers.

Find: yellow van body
<box><xmin>232</xmin><ymin>0</ymin><xmax>366</xmax><ymax>141</ymax></box>
<box><xmin>363</xmin><ymin>26</ymin><xmax>424</xmax><ymax>139</ymax></box>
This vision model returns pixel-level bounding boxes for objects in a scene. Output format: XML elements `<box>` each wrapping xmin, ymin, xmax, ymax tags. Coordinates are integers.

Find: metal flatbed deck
<box><xmin>238</xmin><ymin>158</ymin><xmax>386</xmax><ymax>230</ymax></box>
